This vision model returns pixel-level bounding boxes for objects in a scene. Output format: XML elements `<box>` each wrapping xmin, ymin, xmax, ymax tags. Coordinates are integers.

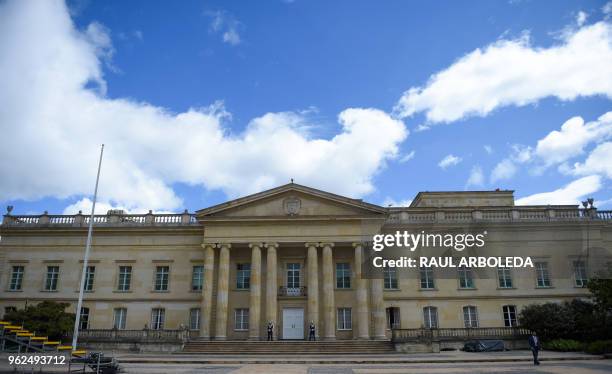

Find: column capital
<box><xmin>265</xmin><ymin>242</ymin><xmax>278</xmax><ymax>249</ymax></box>
<box><xmin>249</xmin><ymin>243</ymin><xmax>264</xmax><ymax>249</ymax></box>
<box><xmin>304</xmin><ymin>242</ymin><xmax>319</xmax><ymax>248</ymax></box>
<box><xmin>218</xmin><ymin>243</ymin><xmax>232</xmax><ymax>249</ymax></box>
<box><xmin>320</xmin><ymin>242</ymin><xmax>334</xmax><ymax>248</ymax></box>
<box><xmin>201</xmin><ymin>242</ymin><xmax>217</xmax><ymax>249</ymax></box>
<box><xmin>352</xmin><ymin>242</ymin><xmax>364</xmax><ymax>248</ymax></box>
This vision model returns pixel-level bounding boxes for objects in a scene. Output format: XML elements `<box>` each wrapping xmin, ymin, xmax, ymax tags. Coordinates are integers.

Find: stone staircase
<box><xmin>183</xmin><ymin>339</ymin><xmax>395</xmax><ymax>354</ymax></box>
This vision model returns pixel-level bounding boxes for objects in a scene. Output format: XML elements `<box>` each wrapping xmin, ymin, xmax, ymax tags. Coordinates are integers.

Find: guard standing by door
<box><xmin>308</xmin><ymin>321</ymin><xmax>316</xmax><ymax>341</ymax></box>
<box><xmin>267</xmin><ymin>321</ymin><xmax>274</xmax><ymax>341</ymax></box>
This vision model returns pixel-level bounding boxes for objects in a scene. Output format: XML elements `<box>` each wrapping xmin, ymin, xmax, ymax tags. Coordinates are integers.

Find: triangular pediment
<box><xmin>196</xmin><ymin>183</ymin><xmax>386</xmax><ymax>218</ymax></box>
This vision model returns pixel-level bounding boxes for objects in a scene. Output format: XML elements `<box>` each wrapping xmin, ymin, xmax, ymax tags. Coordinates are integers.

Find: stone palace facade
<box><xmin>0</xmin><ymin>183</ymin><xmax>610</xmax><ymax>340</ymax></box>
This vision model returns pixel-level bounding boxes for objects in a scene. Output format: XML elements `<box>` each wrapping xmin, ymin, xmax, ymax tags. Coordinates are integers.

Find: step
<box><xmin>182</xmin><ymin>340</ymin><xmax>395</xmax><ymax>354</ymax></box>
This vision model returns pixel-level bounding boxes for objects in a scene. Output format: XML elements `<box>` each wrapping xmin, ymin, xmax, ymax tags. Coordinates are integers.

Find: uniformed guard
<box><xmin>267</xmin><ymin>321</ymin><xmax>274</xmax><ymax>341</ymax></box>
<box><xmin>308</xmin><ymin>321</ymin><xmax>316</xmax><ymax>341</ymax></box>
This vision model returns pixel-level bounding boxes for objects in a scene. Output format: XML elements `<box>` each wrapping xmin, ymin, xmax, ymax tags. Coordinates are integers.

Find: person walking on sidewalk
<box><xmin>528</xmin><ymin>331</ymin><xmax>541</xmax><ymax>365</ymax></box>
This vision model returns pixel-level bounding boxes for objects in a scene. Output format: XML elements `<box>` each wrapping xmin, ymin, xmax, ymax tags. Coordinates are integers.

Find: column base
<box><xmin>214</xmin><ymin>336</ymin><xmax>227</xmax><ymax>341</ymax></box>
<box><xmin>322</xmin><ymin>336</ymin><xmax>336</xmax><ymax>341</ymax></box>
<box><xmin>355</xmin><ymin>335</ymin><xmax>370</xmax><ymax>340</ymax></box>
<box><xmin>248</xmin><ymin>336</ymin><xmax>260</xmax><ymax>341</ymax></box>
<box><xmin>372</xmin><ymin>335</ymin><xmax>388</xmax><ymax>340</ymax></box>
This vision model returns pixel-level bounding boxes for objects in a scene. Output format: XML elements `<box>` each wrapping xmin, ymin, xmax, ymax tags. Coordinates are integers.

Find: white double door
<box><xmin>282</xmin><ymin>308</ymin><xmax>304</xmax><ymax>340</ymax></box>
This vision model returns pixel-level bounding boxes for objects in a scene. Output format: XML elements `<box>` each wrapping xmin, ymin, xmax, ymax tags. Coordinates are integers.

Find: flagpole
<box><xmin>72</xmin><ymin>144</ymin><xmax>104</xmax><ymax>350</ymax></box>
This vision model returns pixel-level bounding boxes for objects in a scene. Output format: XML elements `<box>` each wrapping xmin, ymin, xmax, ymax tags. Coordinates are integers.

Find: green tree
<box><xmin>587</xmin><ymin>277</ymin><xmax>612</xmax><ymax>312</ymax></box>
<box><xmin>4</xmin><ymin>301</ymin><xmax>75</xmax><ymax>340</ymax></box>
<box><xmin>518</xmin><ymin>302</ymin><xmax>573</xmax><ymax>341</ymax></box>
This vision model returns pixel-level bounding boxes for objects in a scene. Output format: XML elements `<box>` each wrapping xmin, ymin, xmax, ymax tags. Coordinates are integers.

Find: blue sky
<box><xmin>1</xmin><ymin>0</ymin><xmax>611</xmax><ymax>214</ymax></box>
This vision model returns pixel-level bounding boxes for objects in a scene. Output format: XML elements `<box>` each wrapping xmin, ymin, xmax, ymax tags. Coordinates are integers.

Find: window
<box><xmin>118</xmin><ymin>266</ymin><xmax>132</xmax><ymax>291</ymax></box>
<box><xmin>383</xmin><ymin>267</ymin><xmax>398</xmax><ymax>289</ymax></box>
<box><xmin>237</xmin><ymin>263</ymin><xmax>251</xmax><ymax>289</ymax></box>
<box><xmin>79</xmin><ymin>307</ymin><xmax>90</xmax><ymax>330</ymax></box>
<box><xmin>386</xmin><ymin>307</ymin><xmax>400</xmax><ymax>329</ymax></box>
<box><xmin>192</xmin><ymin>266</ymin><xmax>204</xmax><ymax>291</ymax></box>
<box><xmin>287</xmin><ymin>263</ymin><xmax>300</xmax><ymax>288</ymax></box>
<box><xmin>44</xmin><ymin>266</ymin><xmax>59</xmax><ymax>291</ymax></box>
<box><xmin>155</xmin><ymin>266</ymin><xmax>170</xmax><ymax>291</ymax></box>
<box><xmin>463</xmin><ymin>306</ymin><xmax>479</xmax><ymax>328</ymax></box>
<box><xmin>113</xmin><ymin>308</ymin><xmax>127</xmax><ymax>330</ymax></box>
<box><xmin>458</xmin><ymin>267</ymin><xmax>474</xmax><ymax>289</ymax></box>
<box><xmin>573</xmin><ymin>261</ymin><xmax>588</xmax><ymax>287</ymax></box>
<box><xmin>234</xmin><ymin>309</ymin><xmax>249</xmax><ymax>331</ymax></box>
<box><xmin>151</xmin><ymin>308</ymin><xmax>165</xmax><ymax>330</ymax></box>
<box><xmin>503</xmin><ymin>305</ymin><xmax>517</xmax><ymax>327</ymax></box>
<box><xmin>420</xmin><ymin>267</ymin><xmax>435</xmax><ymax>289</ymax></box>
<box><xmin>189</xmin><ymin>308</ymin><xmax>201</xmax><ymax>331</ymax></box>
<box><xmin>9</xmin><ymin>266</ymin><xmax>24</xmax><ymax>291</ymax></box>
<box><xmin>423</xmin><ymin>306</ymin><xmax>438</xmax><ymax>329</ymax></box>
<box><xmin>336</xmin><ymin>263</ymin><xmax>351</xmax><ymax>289</ymax></box>
<box><xmin>497</xmin><ymin>267</ymin><xmax>513</xmax><ymax>288</ymax></box>
<box><xmin>535</xmin><ymin>262</ymin><xmax>551</xmax><ymax>287</ymax></box>
<box><xmin>337</xmin><ymin>308</ymin><xmax>352</xmax><ymax>330</ymax></box>
<box><xmin>84</xmin><ymin>266</ymin><xmax>95</xmax><ymax>291</ymax></box>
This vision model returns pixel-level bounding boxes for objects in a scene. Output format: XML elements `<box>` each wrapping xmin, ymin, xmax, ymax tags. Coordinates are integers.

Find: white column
<box><xmin>353</xmin><ymin>243</ymin><xmax>370</xmax><ymax>339</ymax></box>
<box><xmin>265</xmin><ymin>243</ymin><xmax>278</xmax><ymax>339</ymax></box>
<box><xmin>321</xmin><ymin>242</ymin><xmax>336</xmax><ymax>340</ymax></box>
<box><xmin>306</xmin><ymin>242</ymin><xmax>319</xmax><ymax>338</ymax></box>
<box><xmin>215</xmin><ymin>243</ymin><xmax>231</xmax><ymax>340</ymax></box>
<box><xmin>199</xmin><ymin>243</ymin><xmax>215</xmax><ymax>338</ymax></box>
<box><xmin>249</xmin><ymin>243</ymin><xmax>262</xmax><ymax>340</ymax></box>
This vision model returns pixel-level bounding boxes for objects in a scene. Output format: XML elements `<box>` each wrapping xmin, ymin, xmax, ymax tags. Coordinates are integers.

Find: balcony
<box><xmin>278</xmin><ymin>286</ymin><xmax>307</xmax><ymax>297</ymax></box>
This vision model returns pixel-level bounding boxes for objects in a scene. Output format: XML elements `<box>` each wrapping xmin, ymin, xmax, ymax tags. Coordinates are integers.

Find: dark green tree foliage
<box><xmin>519</xmin><ymin>299</ymin><xmax>611</xmax><ymax>341</ymax></box>
<box><xmin>588</xmin><ymin>277</ymin><xmax>612</xmax><ymax>312</ymax></box>
<box><xmin>4</xmin><ymin>301</ymin><xmax>75</xmax><ymax>340</ymax></box>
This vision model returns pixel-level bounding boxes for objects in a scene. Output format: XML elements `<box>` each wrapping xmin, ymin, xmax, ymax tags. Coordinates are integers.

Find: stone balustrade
<box><xmin>387</xmin><ymin>207</ymin><xmax>612</xmax><ymax>224</ymax></box>
<box><xmin>2</xmin><ymin>207</ymin><xmax>610</xmax><ymax>227</ymax></box>
<box><xmin>1</xmin><ymin>210</ymin><xmax>198</xmax><ymax>227</ymax></box>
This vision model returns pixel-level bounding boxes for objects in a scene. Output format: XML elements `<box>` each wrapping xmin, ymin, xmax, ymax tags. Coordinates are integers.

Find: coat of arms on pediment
<box><xmin>283</xmin><ymin>196</ymin><xmax>301</xmax><ymax>215</ymax></box>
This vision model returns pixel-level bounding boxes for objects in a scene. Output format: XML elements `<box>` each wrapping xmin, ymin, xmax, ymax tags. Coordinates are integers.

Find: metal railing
<box><xmin>278</xmin><ymin>286</ymin><xmax>307</xmax><ymax>297</ymax></box>
<box><xmin>391</xmin><ymin>327</ymin><xmax>531</xmax><ymax>343</ymax></box>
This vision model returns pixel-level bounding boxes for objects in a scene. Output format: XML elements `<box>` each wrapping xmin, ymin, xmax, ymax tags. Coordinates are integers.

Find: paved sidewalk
<box><xmin>114</xmin><ymin>350</ymin><xmax>605</xmax><ymax>364</ymax></box>
<box><xmin>0</xmin><ymin>351</ymin><xmax>608</xmax><ymax>373</ymax></box>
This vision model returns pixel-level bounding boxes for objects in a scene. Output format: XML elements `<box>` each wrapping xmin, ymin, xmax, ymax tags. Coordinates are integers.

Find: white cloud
<box><xmin>483</xmin><ymin>145</ymin><xmax>493</xmax><ymax>154</ymax></box>
<box><xmin>0</xmin><ymin>0</ymin><xmax>408</xmax><ymax>212</ymax></box>
<box><xmin>399</xmin><ymin>150</ymin><xmax>416</xmax><ymax>163</ymax></box>
<box><xmin>515</xmin><ymin>175</ymin><xmax>602</xmax><ymax>205</ymax></box>
<box><xmin>438</xmin><ymin>154</ymin><xmax>462</xmax><ymax>169</ymax></box>
<box><xmin>576</xmin><ymin>11</ymin><xmax>588</xmax><ymax>27</ymax></box>
<box><xmin>490</xmin><ymin>159</ymin><xmax>517</xmax><ymax>183</ymax></box>
<box><xmin>489</xmin><ymin>144</ymin><xmax>533</xmax><ymax>182</ymax></box>
<box><xmin>571</xmin><ymin>142</ymin><xmax>612</xmax><ymax>178</ymax></box>
<box><xmin>604</xmin><ymin>2</ymin><xmax>612</xmax><ymax>19</ymax></box>
<box><xmin>535</xmin><ymin>112</ymin><xmax>612</xmax><ymax>166</ymax></box>
<box><xmin>394</xmin><ymin>21</ymin><xmax>612</xmax><ymax>123</ymax></box>
<box><xmin>466</xmin><ymin>166</ymin><xmax>485</xmax><ymax>188</ymax></box>
<box><xmin>207</xmin><ymin>10</ymin><xmax>241</xmax><ymax>46</ymax></box>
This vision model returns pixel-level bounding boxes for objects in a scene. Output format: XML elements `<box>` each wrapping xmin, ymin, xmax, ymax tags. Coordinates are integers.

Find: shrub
<box><xmin>4</xmin><ymin>301</ymin><xmax>75</xmax><ymax>340</ymax></box>
<box><xmin>584</xmin><ymin>340</ymin><xmax>612</xmax><ymax>355</ymax></box>
<box><xmin>542</xmin><ymin>339</ymin><xmax>583</xmax><ymax>352</ymax></box>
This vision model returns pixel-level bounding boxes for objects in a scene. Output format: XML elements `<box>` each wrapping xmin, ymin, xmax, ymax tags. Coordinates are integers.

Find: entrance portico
<box><xmin>195</xmin><ymin>183</ymin><xmax>388</xmax><ymax>340</ymax></box>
